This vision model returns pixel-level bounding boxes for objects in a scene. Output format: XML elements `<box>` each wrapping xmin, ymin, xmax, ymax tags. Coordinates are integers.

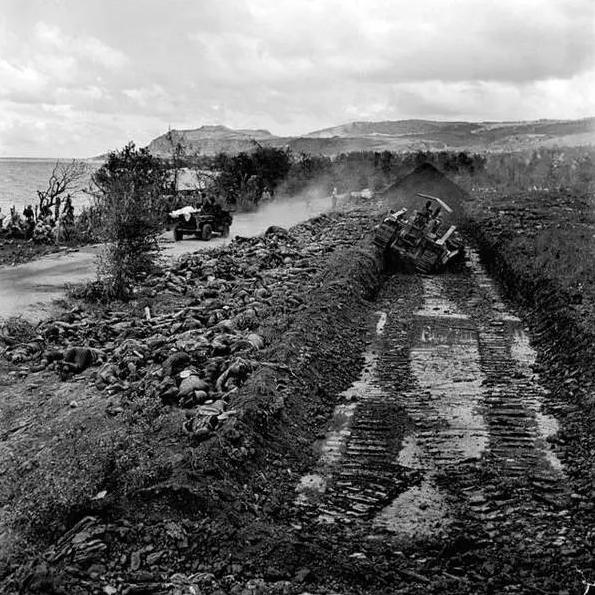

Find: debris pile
<box><xmin>1</xmin><ymin>211</ymin><xmax>373</xmax><ymax>445</ymax></box>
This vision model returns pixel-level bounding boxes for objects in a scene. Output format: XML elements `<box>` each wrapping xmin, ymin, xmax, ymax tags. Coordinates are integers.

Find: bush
<box><xmin>212</xmin><ymin>145</ymin><xmax>291</xmax><ymax>209</ymax></box>
<box><xmin>91</xmin><ymin>143</ymin><xmax>168</xmax><ymax>300</ymax></box>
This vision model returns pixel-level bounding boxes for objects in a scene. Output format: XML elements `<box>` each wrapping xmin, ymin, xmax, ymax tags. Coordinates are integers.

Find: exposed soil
<box><xmin>0</xmin><ymin>238</ymin><xmax>64</xmax><ymax>267</ymax></box>
<box><xmin>0</xmin><ymin>192</ymin><xmax>593</xmax><ymax>594</ymax></box>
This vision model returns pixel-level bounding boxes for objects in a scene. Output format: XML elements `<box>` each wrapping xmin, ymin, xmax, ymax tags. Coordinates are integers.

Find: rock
<box><xmin>130</xmin><ymin>549</ymin><xmax>142</xmax><ymax>571</ymax></box>
<box><xmin>146</xmin><ymin>334</ymin><xmax>167</xmax><ymax>349</ymax></box>
<box><xmin>146</xmin><ymin>550</ymin><xmax>165</xmax><ymax>565</ymax></box>
<box><xmin>196</xmin><ymin>400</ymin><xmax>226</xmax><ymax>415</ymax></box>
<box><xmin>211</xmin><ymin>335</ymin><xmax>231</xmax><ymax>355</ymax></box>
<box><xmin>247</xmin><ymin>333</ymin><xmax>264</xmax><ymax>350</ymax></box>
<box><xmin>294</xmin><ymin>568</ymin><xmax>311</xmax><ymax>583</ymax></box>
<box><xmin>87</xmin><ymin>562</ymin><xmax>106</xmax><ymax>576</ymax></box>
<box><xmin>183</xmin><ymin>414</ymin><xmax>217</xmax><ymax>439</ymax></box>
<box><xmin>175</xmin><ymin>330</ymin><xmax>210</xmax><ymax>353</ymax></box>
<box><xmin>216</xmin><ymin>319</ymin><xmax>235</xmax><ymax>333</ymax></box>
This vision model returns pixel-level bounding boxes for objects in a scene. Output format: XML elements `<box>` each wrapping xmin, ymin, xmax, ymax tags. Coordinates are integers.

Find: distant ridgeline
<box><xmin>146</xmin><ymin>118</ymin><xmax>595</xmax><ymax>157</ymax></box>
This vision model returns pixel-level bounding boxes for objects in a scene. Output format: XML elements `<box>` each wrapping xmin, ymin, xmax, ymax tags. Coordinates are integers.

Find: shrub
<box><xmin>91</xmin><ymin>143</ymin><xmax>168</xmax><ymax>300</ymax></box>
<box><xmin>212</xmin><ymin>145</ymin><xmax>291</xmax><ymax>209</ymax></box>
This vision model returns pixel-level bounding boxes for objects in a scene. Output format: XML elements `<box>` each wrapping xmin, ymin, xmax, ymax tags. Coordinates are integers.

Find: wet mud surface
<box><xmin>297</xmin><ymin>250</ymin><xmax>566</xmax><ymax>533</ymax></box>
<box><xmin>289</xmin><ymin>249</ymin><xmax>588</xmax><ymax>593</ymax></box>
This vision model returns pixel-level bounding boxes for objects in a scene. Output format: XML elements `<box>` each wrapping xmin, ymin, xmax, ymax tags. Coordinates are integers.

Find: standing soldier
<box><xmin>331</xmin><ymin>187</ymin><xmax>338</xmax><ymax>210</ymax></box>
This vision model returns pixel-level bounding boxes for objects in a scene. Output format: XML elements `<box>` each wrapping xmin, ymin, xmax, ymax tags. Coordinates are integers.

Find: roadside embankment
<box><xmin>0</xmin><ymin>238</ymin><xmax>64</xmax><ymax>267</ymax></box>
<box><xmin>1</xmin><ymin>207</ymin><xmax>385</xmax><ymax>592</ymax></box>
<box><xmin>465</xmin><ymin>189</ymin><xmax>594</xmax><ymax>518</ymax></box>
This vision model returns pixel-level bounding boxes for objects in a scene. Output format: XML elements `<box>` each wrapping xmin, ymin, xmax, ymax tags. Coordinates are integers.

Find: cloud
<box><xmin>35</xmin><ymin>21</ymin><xmax>128</xmax><ymax>69</ymax></box>
<box><xmin>0</xmin><ymin>0</ymin><xmax>592</xmax><ymax>156</ymax></box>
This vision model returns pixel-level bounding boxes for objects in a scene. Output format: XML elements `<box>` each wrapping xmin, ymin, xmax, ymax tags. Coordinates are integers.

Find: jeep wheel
<box><xmin>201</xmin><ymin>224</ymin><xmax>212</xmax><ymax>241</ymax></box>
<box><xmin>174</xmin><ymin>227</ymin><xmax>184</xmax><ymax>241</ymax></box>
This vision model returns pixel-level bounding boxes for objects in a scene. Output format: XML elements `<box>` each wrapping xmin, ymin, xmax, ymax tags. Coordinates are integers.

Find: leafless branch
<box><xmin>36</xmin><ymin>160</ymin><xmax>89</xmax><ymax>213</ymax></box>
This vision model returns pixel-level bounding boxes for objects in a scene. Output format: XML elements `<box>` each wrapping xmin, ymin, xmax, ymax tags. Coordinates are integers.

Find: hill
<box><xmin>146</xmin><ymin>118</ymin><xmax>595</xmax><ymax>157</ymax></box>
<box><xmin>146</xmin><ymin>125</ymin><xmax>276</xmax><ymax>157</ymax></box>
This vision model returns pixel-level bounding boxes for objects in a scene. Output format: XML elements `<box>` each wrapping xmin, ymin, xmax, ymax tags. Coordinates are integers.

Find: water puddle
<box><xmin>415</xmin><ymin>277</ymin><xmax>468</xmax><ymax>319</ymax></box>
<box><xmin>376</xmin><ymin>280</ymin><xmax>487</xmax><ymax>537</ymax></box>
<box><xmin>374</xmin><ymin>481</ymin><xmax>451</xmax><ymax>538</ymax></box>
<box><xmin>408</xmin><ymin>279</ymin><xmax>488</xmax><ymax>465</ymax></box>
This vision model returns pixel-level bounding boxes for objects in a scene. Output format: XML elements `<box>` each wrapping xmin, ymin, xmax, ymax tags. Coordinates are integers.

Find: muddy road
<box><xmin>293</xmin><ymin>249</ymin><xmax>577</xmax><ymax>591</ymax></box>
<box><xmin>0</xmin><ymin>196</ymin><xmax>332</xmax><ymax>320</ymax></box>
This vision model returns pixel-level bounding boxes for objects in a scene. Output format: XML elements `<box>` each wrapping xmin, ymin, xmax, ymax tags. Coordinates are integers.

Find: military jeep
<box><xmin>170</xmin><ymin>204</ymin><xmax>233</xmax><ymax>241</ymax></box>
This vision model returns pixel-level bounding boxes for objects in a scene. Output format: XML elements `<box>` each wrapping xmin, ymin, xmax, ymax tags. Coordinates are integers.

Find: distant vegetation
<box><xmin>166</xmin><ymin>145</ymin><xmax>593</xmax><ymax>209</ymax></box>
<box><xmin>211</xmin><ymin>145</ymin><xmax>291</xmax><ymax>210</ymax></box>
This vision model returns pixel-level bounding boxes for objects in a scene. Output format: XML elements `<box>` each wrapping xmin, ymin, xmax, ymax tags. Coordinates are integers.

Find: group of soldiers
<box><xmin>0</xmin><ymin>197</ymin><xmax>76</xmax><ymax>243</ymax></box>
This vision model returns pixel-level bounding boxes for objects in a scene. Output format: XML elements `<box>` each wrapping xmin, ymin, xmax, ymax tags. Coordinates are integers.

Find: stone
<box><xmin>247</xmin><ymin>333</ymin><xmax>264</xmax><ymax>350</ymax></box>
<box><xmin>294</xmin><ymin>568</ymin><xmax>311</xmax><ymax>583</ymax></box>
<box><xmin>130</xmin><ymin>550</ymin><xmax>142</xmax><ymax>571</ymax></box>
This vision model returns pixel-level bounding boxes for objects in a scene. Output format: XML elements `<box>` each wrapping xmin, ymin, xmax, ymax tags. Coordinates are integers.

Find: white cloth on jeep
<box><xmin>170</xmin><ymin>206</ymin><xmax>200</xmax><ymax>222</ymax></box>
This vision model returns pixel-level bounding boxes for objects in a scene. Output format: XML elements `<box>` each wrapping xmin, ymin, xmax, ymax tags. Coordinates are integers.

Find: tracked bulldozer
<box><xmin>374</xmin><ymin>193</ymin><xmax>463</xmax><ymax>273</ymax></box>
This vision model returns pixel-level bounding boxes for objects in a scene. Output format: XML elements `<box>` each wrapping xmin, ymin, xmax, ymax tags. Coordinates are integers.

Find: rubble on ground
<box><xmin>1</xmin><ymin>211</ymin><xmax>372</xmax><ymax>443</ymax></box>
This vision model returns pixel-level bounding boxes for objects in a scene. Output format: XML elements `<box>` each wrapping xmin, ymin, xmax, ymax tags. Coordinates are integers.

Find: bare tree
<box><xmin>36</xmin><ymin>160</ymin><xmax>88</xmax><ymax>217</ymax></box>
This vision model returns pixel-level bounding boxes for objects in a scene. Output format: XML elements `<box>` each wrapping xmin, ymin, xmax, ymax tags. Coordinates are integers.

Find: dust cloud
<box><xmin>177</xmin><ymin>190</ymin><xmax>333</xmax><ymax>252</ymax></box>
<box><xmin>233</xmin><ymin>188</ymin><xmax>332</xmax><ymax>236</ymax></box>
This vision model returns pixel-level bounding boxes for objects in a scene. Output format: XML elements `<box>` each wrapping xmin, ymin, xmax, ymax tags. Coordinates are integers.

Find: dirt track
<box><xmin>295</xmin><ymin>250</ymin><xmax>569</xmax><ymax>549</ymax></box>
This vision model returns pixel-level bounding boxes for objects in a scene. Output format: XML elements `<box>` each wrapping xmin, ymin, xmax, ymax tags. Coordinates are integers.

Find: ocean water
<box><xmin>0</xmin><ymin>158</ymin><xmax>98</xmax><ymax>216</ymax></box>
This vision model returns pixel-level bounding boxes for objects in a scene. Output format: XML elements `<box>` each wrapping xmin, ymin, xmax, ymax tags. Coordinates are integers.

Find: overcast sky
<box><xmin>1</xmin><ymin>0</ymin><xmax>593</xmax><ymax>157</ymax></box>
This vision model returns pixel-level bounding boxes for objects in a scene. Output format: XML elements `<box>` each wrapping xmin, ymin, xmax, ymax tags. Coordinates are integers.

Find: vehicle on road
<box><xmin>169</xmin><ymin>203</ymin><xmax>233</xmax><ymax>242</ymax></box>
<box><xmin>374</xmin><ymin>193</ymin><xmax>463</xmax><ymax>273</ymax></box>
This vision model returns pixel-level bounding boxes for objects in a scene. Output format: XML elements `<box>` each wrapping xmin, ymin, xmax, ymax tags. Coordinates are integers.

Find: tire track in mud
<box><xmin>295</xmin><ymin>275</ymin><xmax>421</xmax><ymax>524</ymax></box>
<box><xmin>295</xmin><ymin>250</ymin><xmax>568</xmax><ymax>542</ymax></box>
<box><xmin>296</xmin><ymin>284</ymin><xmax>420</xmax><ymax>523</ymax></box>
<box><xmin>444</xmin><ymin>250</ymin><xmax>568</xmax><ymax>519</ymax></box>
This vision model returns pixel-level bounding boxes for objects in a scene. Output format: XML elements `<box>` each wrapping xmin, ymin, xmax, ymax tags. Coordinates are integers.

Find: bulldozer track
<box><xmin>296</xmin><ymin>250</ymin><xmax>567</xmax><ymax>539</ymax></box>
